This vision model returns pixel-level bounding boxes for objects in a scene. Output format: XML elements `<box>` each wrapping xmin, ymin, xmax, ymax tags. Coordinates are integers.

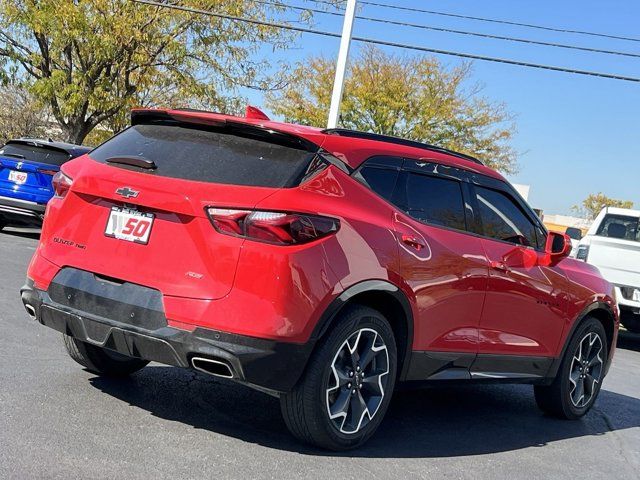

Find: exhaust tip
<box><xmin>191</xmin><ymin>356</ymin><xmax>234</xmax><ymax>379</ymax></box>
<box><xmin>24</xmin><ymin>303</ymin><xmax>37</xmax><ymax>320</ymax></box>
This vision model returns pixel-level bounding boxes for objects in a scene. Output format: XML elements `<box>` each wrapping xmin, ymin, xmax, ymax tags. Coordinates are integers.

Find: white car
<box><xmin>575</xmin><ymin>207</ymin><xmax>640</xmax><ymax>333</ymax></box>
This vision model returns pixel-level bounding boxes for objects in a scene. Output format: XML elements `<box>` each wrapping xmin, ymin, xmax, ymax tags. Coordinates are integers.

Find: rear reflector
<box><xmin>207</xmin><ymin>208</ymin><xmax>339</xmax><ymax>245</ymax></box>
<box><xmin>52</xmin><ymin>170</ymin><xmax>73</xmax><ymax>198</ymax></box>
<box><xmin>37</xmin><ymin>168</ymin><xmax>58</xmax><ymax>176</ymax></box>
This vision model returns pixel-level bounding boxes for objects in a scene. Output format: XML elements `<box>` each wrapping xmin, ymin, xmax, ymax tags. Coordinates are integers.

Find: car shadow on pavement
<box><xmin>89</xmin><ymin>362</ymin><xmax>640</xmax><ymax>458</ymax></box>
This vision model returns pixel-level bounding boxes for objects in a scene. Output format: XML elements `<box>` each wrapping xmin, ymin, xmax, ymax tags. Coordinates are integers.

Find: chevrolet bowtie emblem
<box><xmin>115</xmin><ymin>187</ymin><xmax>139</xmax><ymax>199</ymax></box>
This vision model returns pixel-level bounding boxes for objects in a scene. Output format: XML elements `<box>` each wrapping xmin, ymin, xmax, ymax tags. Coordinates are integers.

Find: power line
<box><xmin>257</xmin><ymin>0</ymin><xmax>640</xmax><ymax>58</ymax></box>
<box><xmin>130</xmin><ymin>0</ymin><xmax>640</xmax><ymax>83</ymax></box>
<box><xmin>310</xmin><ymin>0</ymin><xmax>640</xmax><ymax>43</ymax></box>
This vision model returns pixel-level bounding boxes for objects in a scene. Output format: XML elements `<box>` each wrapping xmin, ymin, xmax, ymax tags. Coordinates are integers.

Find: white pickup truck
<box><xmin>575</xmin><ymin>206</ymin><xmax>640</xmax><ymax>333</ymax></box>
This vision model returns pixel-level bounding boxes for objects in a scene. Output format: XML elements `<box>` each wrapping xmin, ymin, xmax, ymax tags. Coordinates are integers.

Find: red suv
<box><xmin>21</xmin><ymin>108</ymin><xmax>618</xmax><ymax>450</ymax></box>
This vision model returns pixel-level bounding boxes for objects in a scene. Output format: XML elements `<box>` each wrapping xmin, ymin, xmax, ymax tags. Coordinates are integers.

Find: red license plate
<box><xmin>9</xmin><ymin>170</ymin><xmax>28</xmax><ymax>184</ymax></box>
<box><xmin>104</xmin><ymin>207</ymin><xmax>154</xmax><ymax>244</ymax></box>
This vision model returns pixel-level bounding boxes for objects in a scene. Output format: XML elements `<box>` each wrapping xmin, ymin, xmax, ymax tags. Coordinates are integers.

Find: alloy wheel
<box><xmin>325</xmin><ymin>328</ymin><xmax>390</xmax><ymax>435</ymax></box>
<box><xmin>569</xmin><ymin>332</ymin><xmax>604</xmax><ymax>408</ymax></box>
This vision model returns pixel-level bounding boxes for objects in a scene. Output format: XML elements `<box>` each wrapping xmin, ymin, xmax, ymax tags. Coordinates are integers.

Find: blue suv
<box><xmin>0</xmin><ymin>138</ymin><xmax>91</xmax><ymax>230</ymax></box>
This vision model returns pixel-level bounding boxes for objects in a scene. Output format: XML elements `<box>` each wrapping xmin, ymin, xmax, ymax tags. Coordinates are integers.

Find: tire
<box><xmin>0</xmin><ymin>216</ymin><xmax>5</xmax><ymax>231</ymax></box>
<box><xmin>280</xmin><ymin>305</ymin><xmax>397</xmax><ymax>450</ymax></box>
<box><xmin>534</xmin><ymin>317</ymin><xmax>607</xmax><ymax>419</ymax></box>
<box><xmin>620</xmin><ymin>310</ymin><xmax>640</xmax><ymax>334</ymax></box>
<box><xmin>63</xmin><ymin>334</ymin><xmax>149</xmax><ymax>377</ymax></box>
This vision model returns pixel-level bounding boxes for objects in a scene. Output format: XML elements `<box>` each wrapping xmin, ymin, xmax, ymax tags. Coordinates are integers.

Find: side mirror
<box><xmin>545</xmin><ymin>231</ymin><xmax>572</xmax><ymax>260</ymax></box>
<box><xmin>565</xmin><ymin>227</ymin><xmax>583</xmax><ymax>241</ymax></box>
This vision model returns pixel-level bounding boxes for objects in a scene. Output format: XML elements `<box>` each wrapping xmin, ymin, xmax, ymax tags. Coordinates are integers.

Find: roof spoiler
<box><xmin>245</xmin><ymin>105</ymin><xmax>270</xmax><ymax>121</ymax></box>
<box><xmin>131</xmin><ymin>105</ymin><xmax>270</xmax><ymax>126</ymax></box>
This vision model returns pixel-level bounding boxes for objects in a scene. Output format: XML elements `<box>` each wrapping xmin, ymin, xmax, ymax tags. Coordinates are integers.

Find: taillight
<box><xmin>52</xmin><ymin>171</ymin><xmax>72</xmax><ymax>198</ymax></box>
<box><xmin>207</xmin><ymin>208</ymin><xmax>339</xmax><ymax>245</ymax></box>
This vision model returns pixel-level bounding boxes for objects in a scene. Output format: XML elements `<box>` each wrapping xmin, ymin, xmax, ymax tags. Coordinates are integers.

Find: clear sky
<box><xmin>241</xmin><ymin>0</ymin><xmax>640</xmax><ymax>215</ymax></box>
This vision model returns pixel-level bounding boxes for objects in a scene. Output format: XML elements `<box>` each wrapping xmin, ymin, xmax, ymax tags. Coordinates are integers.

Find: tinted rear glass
<box><xmin>0</xmin><ymin>143</ymin><xmax>70</xmax><ymax>166</ymax></box>
<box><xmin>596</xmin><ymin>214</ymin><xmax>639</xmax><ymax>242</ymax></box>
<box><xmin>89</xmin><ymin>123</ymin><xmax>317</xmax><ymax>188</ymax></box>
<box><xmin>400</xmin><ymin>173</ymin><xmax>466</xmax><ymax>231</ymax></box>
<box><xmin>356</xmin><ymin>166</ymin><xmax>399</xmax><ymax>201</ymax></box>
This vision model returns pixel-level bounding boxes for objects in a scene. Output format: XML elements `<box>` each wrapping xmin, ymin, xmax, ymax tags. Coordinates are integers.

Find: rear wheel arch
<box><xmin>312</xmin><ymin>280</ymin><xmax>414</xmax><ymax>381</ymax></box>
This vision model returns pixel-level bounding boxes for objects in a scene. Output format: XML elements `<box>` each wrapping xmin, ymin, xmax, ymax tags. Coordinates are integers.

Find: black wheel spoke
<box><xmin>584</xmin><ymin>374</ymin><xmax>597</xmax><ymax>397</ymax></box>
<box><xmin>334</xmin><ymin>367</ymin><xmax>352</xmax><ymax>388</ymax></box>
<box><xmin>569</xmin><ymin>331</ymin><xmax>603</xmax><ymax>408</ymax></box>
<box><xmin>347</xmin><ymin>391</ymin><xmax>369</xmax><ymax>432</ymax></box>
<box><xmin>569</xmin><ymin>368</ymin><xmax>580</xmax><ymax>386</ymax></box>
<box><xmin>329</xmin><ymin>389</ymin><xmax>351</xmax><ymax>420</ymax></box>
<box><xmin>361</xmin><ymin>372</ymin><xmax>385</xmax><ymax>396</ymax></box>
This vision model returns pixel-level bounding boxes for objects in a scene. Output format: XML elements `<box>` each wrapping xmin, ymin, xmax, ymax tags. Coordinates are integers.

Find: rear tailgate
<box><xmin>38</xmin><ymin>115</ymin><xmax>323</xmax><ymax>300</ymax></box>
<box><xmin>0</xmin><ymin>156</ymin><xmax>59</xmax><ymax>203</ymax></box>
<box><xmin>588</xmin><ymin>236</ymin><xmax>640</xmax><ymax>287</ymax></box>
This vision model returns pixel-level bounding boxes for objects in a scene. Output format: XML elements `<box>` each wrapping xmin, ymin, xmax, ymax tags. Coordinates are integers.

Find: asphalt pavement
<box><xmin>1</xmin><ymin>226</ymin><xmax>639</xmax><ymax>479</ymax></box>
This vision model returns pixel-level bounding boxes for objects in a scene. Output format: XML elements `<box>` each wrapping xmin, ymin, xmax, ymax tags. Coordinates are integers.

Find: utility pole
<box><xmin>327</xmin><ymin>0</ymin><xmax>357</xmax><ymax>129</ymax></box>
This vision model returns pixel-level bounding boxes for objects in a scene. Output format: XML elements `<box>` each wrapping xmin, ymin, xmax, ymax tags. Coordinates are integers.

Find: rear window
<box><xmin>0</xmin><ymin>143</ymin><xmax>70</xmax><ymax>166</ymax></box>
<box><xmin>596</xmin><ymin>214</ymin><xmax>639</xmax><ymax>242</ymax></box>
<box><xmin>89</xmin><ymin>123</ymin><xmax>318</xmax><ymax>188</ymax></box>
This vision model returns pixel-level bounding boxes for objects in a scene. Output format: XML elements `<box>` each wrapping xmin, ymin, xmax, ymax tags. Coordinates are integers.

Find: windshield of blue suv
<box><xmin>595</xmin><ymin>214</ymin><xmax>640</xmax><ymax>242</ymax></box>
<box><xmin>0</xmin><ymin>142</ymin><xmax>71</xmax><ymax>166</ymax></box>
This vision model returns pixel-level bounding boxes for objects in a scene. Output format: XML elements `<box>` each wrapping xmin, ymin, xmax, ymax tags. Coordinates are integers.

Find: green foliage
<box><xmin>572</xmin><ymin>193</ymin><xmax>634</xmax><ymax>220</ymax></box>
<box><xmin>0</xmin><ymin>0</ymin><xmax>313</xmax><ymax>144</ymax></box>
<box><xmin>267</xmin><ymin>46</ymin><xmax>518</xmax><ymax>174</ymax></box>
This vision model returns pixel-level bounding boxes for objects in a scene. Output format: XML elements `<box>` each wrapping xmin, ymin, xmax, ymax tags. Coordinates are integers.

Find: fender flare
<box><xmin>310</xmin><ymin>279</ymin><xmax>415</xmax><ymax>380</ymax></box>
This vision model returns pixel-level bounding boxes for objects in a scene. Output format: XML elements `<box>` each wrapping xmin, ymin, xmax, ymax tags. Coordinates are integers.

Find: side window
<box><xmin>401</xmin><ymin>173</ymin><xmax>467</xmax><ymax>231</ymax></box>
<box><xmin>356</xmin><ymin>166</ymin><xmax>399</xmax><ymax>201</ymax></box>
<box><xmin>475</xmin><ymin>186</ymin><xmax>538</xmax><ymax>248</ymax></box>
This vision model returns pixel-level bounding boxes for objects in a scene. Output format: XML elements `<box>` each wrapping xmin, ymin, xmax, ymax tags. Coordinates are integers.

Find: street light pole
<box><xmin>327</xmin><ymin>0</ymin><xmax>357</xmax><ymax>129</ymax></box>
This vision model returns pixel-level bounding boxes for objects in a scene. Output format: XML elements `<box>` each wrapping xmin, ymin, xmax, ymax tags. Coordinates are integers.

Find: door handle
<box><xmin>490</xmin><ymin>260</ymin><xmax>510</xmax><ymax>272</ymax></box>
<box><xmin>401</xmin><ymin>234</ymin><xmax>425</xmax><ymax>251</ymax></box>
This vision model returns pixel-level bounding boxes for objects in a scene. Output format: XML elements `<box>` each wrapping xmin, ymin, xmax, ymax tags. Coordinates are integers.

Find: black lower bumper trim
<box><xmin>0</xmin><ymin>195</ymin><xmax>46</xmax><ymax>219</ymax></box>
<box><xmin>21</xmin><ymin>280</ymin><xmax>314</xmax><ymax>393</ymax></box>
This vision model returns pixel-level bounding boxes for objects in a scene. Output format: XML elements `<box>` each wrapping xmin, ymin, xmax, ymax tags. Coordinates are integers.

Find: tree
<box><xmin>572</xmin><ymin>193</ymin><xmax>634</xmax><ymax>220</ymax></box>
<box><xmin>267</xmin><ymin>46</ymin><xmax>518</xmax><ymax>173</ymax></box>
<box><xmin>0</xmin><ymin>0</ymin><xmax>316</xmax><ymax>144</ymax></box>
<box><xmin>0</xmin><ymin>84</ymin><xmax>49</xmax><ymax>143</ymax></box>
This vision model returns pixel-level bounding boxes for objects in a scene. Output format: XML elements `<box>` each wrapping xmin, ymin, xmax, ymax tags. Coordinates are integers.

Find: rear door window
<box><xmin>595</xmin><ymin>214</ymin><xmax>639</xmax><ymax>242</ymax></box>
<box><xmin>396</xmin><ymin>172</ymin><xmax>467</xmax><ymax>231</ymax></box>
<box><xmin>89</xmin><ymin>122</ymin><xmax>319</xmax><ymax>188</ymax></box>
<box><xmin>0</xmin><ymin>143</ymin><xmax>70</xmax><ymax>166</ymax></box>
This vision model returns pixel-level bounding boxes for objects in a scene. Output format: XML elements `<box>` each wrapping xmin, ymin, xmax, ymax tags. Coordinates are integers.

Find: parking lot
<box><xmin>1</xmin><ymin>226</ymin><xmax>639</xmax><ymax>480</ymax></box>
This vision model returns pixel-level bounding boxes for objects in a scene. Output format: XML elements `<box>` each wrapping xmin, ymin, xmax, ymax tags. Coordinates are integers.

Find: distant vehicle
<box><xmin>0</xmin><ymin>138</ymin><xmax>91</xmax><ymax>230</ymax></box>
<box><xmin>21</xmin><ymin>108</ymin><xmax>619</xmax><ymax>450</ymax></box>
<box><xmin>565</xmin><ymin>226</ymin><xmax>584</xmax><ymax>256</ymax></box>
<box><xmin>575</xmin><ymin>207</ymin><xmax>640</xmax><ymax>333</ymax></box>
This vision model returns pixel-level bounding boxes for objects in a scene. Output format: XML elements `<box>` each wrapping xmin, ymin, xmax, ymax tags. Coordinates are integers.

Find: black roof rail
<box><xmin>322</xmin><ymin>128</ymin><xmax>483</xmax><ymax>165</ymax></box>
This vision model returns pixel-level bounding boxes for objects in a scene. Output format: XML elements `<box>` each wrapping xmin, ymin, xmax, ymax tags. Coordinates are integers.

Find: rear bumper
<box><xmin>20</xmin><ymin>279</ymin><xmax>315</xmax><ymax>394</ymax></box>
<box><xmin>0</xmin><ymin>194</ymin><xmax>46</xmax><ymax>220</ymax></box>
